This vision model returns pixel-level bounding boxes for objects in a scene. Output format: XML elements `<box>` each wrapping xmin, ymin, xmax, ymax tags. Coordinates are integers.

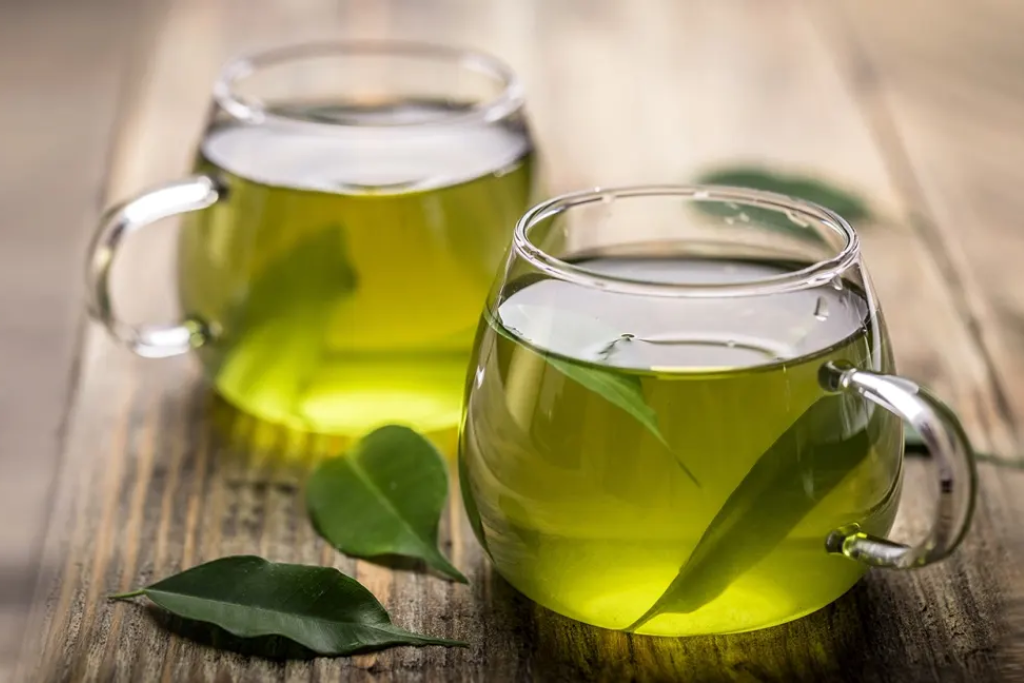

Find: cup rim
<box><xmin>212</xmin><ymin>40</ymin><xmax>525</xmax><ymax>128</ymax></box>
<box><xmin>512</xmin><ymin>184</ymin><xmax>861</xmax><ymax>298</ymax></box>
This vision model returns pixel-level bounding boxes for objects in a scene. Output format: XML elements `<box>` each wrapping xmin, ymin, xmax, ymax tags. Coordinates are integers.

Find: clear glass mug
<box><xmin>86</xmin><ymin>42</ymin><xmax>536</xmax><ymax>437</ymax></box>
<box><xmin>458</xmin><ymin>185</ymin><xmax>976</xmax><ymax>636</ymax></box>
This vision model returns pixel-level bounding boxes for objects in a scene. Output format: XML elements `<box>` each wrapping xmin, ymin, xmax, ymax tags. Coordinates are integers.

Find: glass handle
<box><xmin>820</xmin><ymin>362</ymin><xmax>978</xmax><ymax>568</ymax></box>
<box><xmin>86</xmin><ymin>175</ymin><xmax>222</xmax><ymax>358</ymax></box>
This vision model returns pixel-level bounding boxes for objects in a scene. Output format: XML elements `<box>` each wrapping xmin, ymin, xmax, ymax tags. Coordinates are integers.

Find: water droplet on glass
<box><xmin>601</xmin><ymin>193</ymin><xmax>614</xmax><ymax>205</ymax></box>
<box><xmin>620</xmin><ymin>333</ymin><xmax>635</xmax><ymax>340</ymax></box>
<box><xmin>738</xmin><ymin>212</ymin><xmax>750</xmax><ymax>223</ymax></box>
<box><xmin>724</xmin><ymin>216</ymin><xmax>736</xmax><ymax>225</ymax></box>
<box><xmin>831</xmin><ymin>277</ymin><xmax>844</xmax><ymax>291</ymax></box>
<box><xmin>814</xmin><ymin>297</ymin><xmax>829</xmax><ymax>321</ymax></box>
<box><xmin>726</xmin><ymin>339</ymin><xmax>737</xmax><ymax>348</ymax></box>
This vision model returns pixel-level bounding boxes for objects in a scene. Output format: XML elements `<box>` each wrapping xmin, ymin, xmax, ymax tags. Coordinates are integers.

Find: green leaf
<box><xmin>628</xmin><ymin>393</ymin><xmax>883</xmax><ymax>630</ymax></box>
<box><xmin>489</xmin><ymin>312</ymin><xmax>699</xmax><ymax>486</ymax></box>
<box><xmin>697</xmin><ymin>167</ymin><xmax>871</xmax><ymax>222</ymax></box>
<box><xmin>976</xmin><ymin>453</ymin><xmax>1024</xmax><ymax>469</ymax></box>
<box><xmin>307</xmin><ymin>426</ymin><xmax>467</xmax><ymax>583</ymax></box>
<box><xmin>109</xmin><ymin>556</ymin><xmax>464</xmax><ymax>655</ymax></box>
<box><xmin>213</xmin><ymin>226</ymin><xmax>358</xmax><ymax>425</ymax></box>
<box><xmin>905</xmin><ymin>425</ymin><xmax>1023</xmax><ymax>469</ymax></box>
<box><xmin>543</xmin><ymin>356</ymin><xmax>699</xmax><ymax>486</ymax></box>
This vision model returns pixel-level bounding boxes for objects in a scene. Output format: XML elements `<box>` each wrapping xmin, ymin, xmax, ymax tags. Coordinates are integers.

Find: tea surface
<box><xmin>460</xmin><ymin>256</ymin><xmax>902</xmax><ymax>635</ymax></box>
<box><xmin>178</xmin><ymin>101</ymin><xmax>534</xmax><ymax>435</ymax></box>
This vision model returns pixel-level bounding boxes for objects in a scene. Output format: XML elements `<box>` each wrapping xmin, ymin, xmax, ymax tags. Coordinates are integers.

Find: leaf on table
<box><xmin>694</xmin><ymin>167</ymin><xmax>871</xmax><ymax>235</ymax></box>
<box><xmin>489</xmin><ymin>312</ymin><xmax>699</xmax><ymax>486</ymax></box>
<box><xmin>904</xmin><ymin>424</ymin><xmax>1022</xmax><ymax>469</ymax></box>
<box><xmin>628</xmin><ymin>393</ymin><xmax>882</xmax><ymax>631</ymax></box>
<box><xmin>109</xmin><ymin>556</ymin><xmax>465</xmax><ymax>655</ymax></box>
<box><xmin>307</xmin><ymin>426</ymin><xmax>468</xmax><ymax>583</ymax></box>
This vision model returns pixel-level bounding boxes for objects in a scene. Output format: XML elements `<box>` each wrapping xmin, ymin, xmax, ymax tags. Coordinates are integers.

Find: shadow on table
<box><xmin>494</xmin><ymin>572</ymin><xmax>882</xmax><ymax>683</ymax></box>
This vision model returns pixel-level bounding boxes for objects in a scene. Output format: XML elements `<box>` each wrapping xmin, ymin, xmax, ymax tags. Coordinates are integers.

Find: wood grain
<box><xmin>0</xmin><ymin>0</ymin><xmax>159</xmax><ymax>675</ymax></box>
<box><xmin>813</xmin><ymin>0</ymin><xmax>1024</xmax><ymax>461</ymax></box>
<box><xmin>14</xmin><ymin>0</ymin><xmax>1024</xmax><ymax>681</ymax></box>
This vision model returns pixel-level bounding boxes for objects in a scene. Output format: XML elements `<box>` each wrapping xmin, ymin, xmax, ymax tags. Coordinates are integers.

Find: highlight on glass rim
<box><xmin>11</xmin><ymin>3</ymin><xmax>1010</xmax><ymax>677</ymax></box>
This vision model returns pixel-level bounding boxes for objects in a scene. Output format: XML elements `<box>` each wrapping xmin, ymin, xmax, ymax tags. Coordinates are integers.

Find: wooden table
<box><xmin>7</xmin><ymin>0</ymin><xmax>1024</xmax><ymax>680</ymax></box>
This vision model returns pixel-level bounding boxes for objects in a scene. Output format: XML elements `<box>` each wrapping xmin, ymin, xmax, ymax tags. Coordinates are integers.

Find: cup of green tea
<box><xmin>459</xmin><ymin>185</ymin><xmax>976</xmax><ymax>636</ymax></box>
<box><xmin>86</xmin><ymin>42</ymin><xmax>536</xmax><ymax>436</ymax></box>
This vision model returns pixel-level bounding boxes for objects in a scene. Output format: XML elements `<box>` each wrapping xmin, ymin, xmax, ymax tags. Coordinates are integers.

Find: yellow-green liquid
<box><xmin>178</xmin><ymin>102</ymin><xmax>534</xmax><ymax>435</ymax></box>
<box><xmin>460</xmin><ymin>257</ymin><xmax>903</xmax><ymax>635</ymax></box>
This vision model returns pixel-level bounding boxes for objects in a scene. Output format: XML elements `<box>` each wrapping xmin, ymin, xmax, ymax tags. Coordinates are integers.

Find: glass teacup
<box><xmin>87</xmin><ymin>42</ymin><xmax>536</xmax><ymax>438</ymax></box>
<box><xmin>458</xmin><ymin>185</ymin><xmax>976</xmax><ymax>635</ymax></box>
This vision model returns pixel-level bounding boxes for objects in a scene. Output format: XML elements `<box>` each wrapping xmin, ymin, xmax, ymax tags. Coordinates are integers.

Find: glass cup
<box><xmin>87</xmin><ymin>41</ymin><xmax>536</xmax><ymax>437</ymax></box>
<box><xmin>458</xmin><ymin>185</ymin><xmax>976</xmax><ymax>636</ymax></box>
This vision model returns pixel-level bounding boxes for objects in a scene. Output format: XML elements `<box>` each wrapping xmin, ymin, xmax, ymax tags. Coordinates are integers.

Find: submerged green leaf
<box><xmin>490</xmin><ymin>314</ymin><xmax>698</xmax><ymax>486</ymax></box>
<box><xmin>543</xmin><ymin>356</ymin><xmax>699</xmax><ymax>486</ymax></box>
<box><xmin>307</xmin><ymin>426</ymin><xmax>467</xmax><ymax>583</ymax></box>
<box><xmin>214</xmin><ymin>226</ymin><xmax>358</xmax><ymax>425</ymax></box>
<box><xmin>629</xmin><ymin>393</ymin><xmax>883</xmax><ymax>630</ymax></box>
<box><xmin>109</xmin><ymin>556</ymin><xmax>464</xmax><ymax>655</ymax></box>
<box><xmin>239</xmin><ymin>227</ymin><xmax>358</xmax><ymax>326</ymax></box>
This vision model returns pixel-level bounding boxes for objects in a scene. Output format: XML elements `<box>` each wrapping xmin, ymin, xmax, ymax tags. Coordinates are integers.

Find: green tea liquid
<box><xmin>460</xmin><ymin>257</ymin><xmax>902</xmax><ymax>635</ymax></box>
<box><xmin>178</xmin><ymin>102</ymin><xmax>533</xmax><ymax>435</ymax></box>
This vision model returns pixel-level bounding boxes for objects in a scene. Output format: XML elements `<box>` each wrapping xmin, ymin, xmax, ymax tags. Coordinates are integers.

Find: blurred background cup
<box><xmin>85</xmin><ymin>41</ymin><xmax>538</xmax><ymax>441</ymax></box>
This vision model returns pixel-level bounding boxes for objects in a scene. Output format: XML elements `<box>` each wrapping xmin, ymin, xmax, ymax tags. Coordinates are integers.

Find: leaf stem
<box><xmin>108</xmin><ymin>589</ymin><xmax>146</xmax><ymax>601</ymax></box>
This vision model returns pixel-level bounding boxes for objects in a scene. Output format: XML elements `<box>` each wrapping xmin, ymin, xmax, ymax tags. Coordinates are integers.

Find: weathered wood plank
<box><xmin>0</xmin><ymin>0</ymin><xmax>159</xmax><ymax>676</ymax></box>
<box><xmin>808</xmin><ymin>2</ymin><xmax>1024</xmax><ymax>676</ymax></box>
<box><xmin>812</xmin><ymin>0</ymin><xmax>1024</xmax><ymax>461</ymax></box>
<box><xmin>17</xmin><ymin>0</ymin><xmax>1023</xmax><ymax>681</ymax></box>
